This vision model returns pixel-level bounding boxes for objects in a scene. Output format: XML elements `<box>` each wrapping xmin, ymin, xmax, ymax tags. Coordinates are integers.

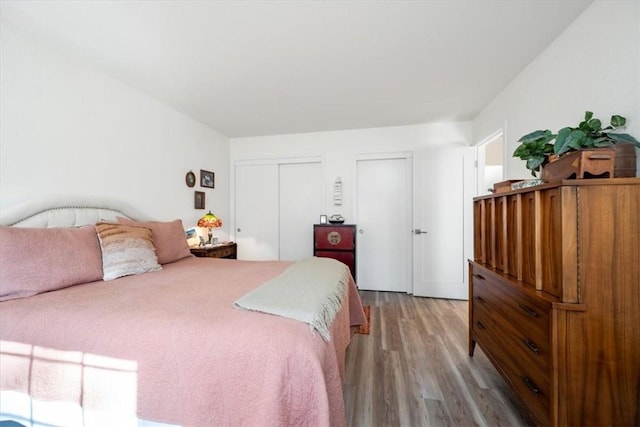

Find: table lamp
<box><xmin>197</xmin><ymin>211</ymin><xmax>222</xmax><ymax>245</ymax></box>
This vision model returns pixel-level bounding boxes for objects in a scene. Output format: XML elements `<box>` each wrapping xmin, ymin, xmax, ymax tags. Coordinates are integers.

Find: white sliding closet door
<box><xmin>234</xmin><ymin>159</ymin><xmax>322</xmax><ymax>261</ymax></box>
<box><xmin>279</xmin><ymin>162</ymin><xmax>322</xmax><ymax>261</ymax></box>
<box><xmin>235</xmin><ymin>164</ymin><xmax>279</xmax><ymax>260</ymax></box>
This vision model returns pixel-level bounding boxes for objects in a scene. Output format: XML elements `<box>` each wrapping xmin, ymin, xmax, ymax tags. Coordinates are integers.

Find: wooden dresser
<box><xmin>313</xmin><ymin>224</ymin><xmax>356</xmax><ymax>281</ymax></box>
<box><xmin>469</xmin><ymin>178</ymin><xmax>639</xmax><ymax>426</ymax></box>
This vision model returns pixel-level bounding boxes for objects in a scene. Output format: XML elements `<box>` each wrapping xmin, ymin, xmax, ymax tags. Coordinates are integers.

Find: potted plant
<box><xmin>513</xmin><ymin>111</ymin><xmax>640</xmax><ymax>179</ymax></box>
<box><xmin>512</xmin><ymin>130</ymin><xmax>556</xmax><ymax>177</ymax></box>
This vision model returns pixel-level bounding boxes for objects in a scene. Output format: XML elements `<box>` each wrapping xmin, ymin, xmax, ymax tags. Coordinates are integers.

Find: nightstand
<box><xmin>190</xmin><ymin>242</ymin><xmax>237</xmax><ymax>259</ymax></box>
<box><xmin>313</xmin><ymin>224</ymin><xmax>356</xmax><ymax>281</ymax></box>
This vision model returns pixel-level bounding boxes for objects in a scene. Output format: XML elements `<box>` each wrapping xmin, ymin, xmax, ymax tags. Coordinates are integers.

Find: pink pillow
<box><xmin>95</xmin><ymin>222</ymin><xmax>162</xmax><ymax>281</ymax></box>
<box><xmin>0</xmin><ymin>226</ymin><xmax>104</xmax><ymax>301</ymax></box>
<box><xmin>116</xmin><ymin>218</ymin><xmax>191</xmax><ymax>264</ymax></box>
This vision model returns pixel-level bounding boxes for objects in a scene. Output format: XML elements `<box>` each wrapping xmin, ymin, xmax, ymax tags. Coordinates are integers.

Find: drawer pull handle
<box><xmin>474</xmin><ymin>296</ymin><xmax>485</xmax><ymax>303</ymax></box>
<box><xmin>519</xmin><ymin>304</ymin><xmax>539</xmax><ymax>318</ymax></box>
<box><xmin>523</xmin><ymin>339</ymin><xmax>539</xmax><ymax>354</ymax></box>
<box><xmin>474</xmin><ymin>321</ymin><xmax>485</xmax><ymax>330</ymax></box>
<box><xmin>472</xmin><ymin>274</ymin><xmax>485</xmax><ymax>281</ymax></box>
<box><xmin>523</xmin><ymin>377</ymin><xmax>540</xmax><ymax>395</ymax></box>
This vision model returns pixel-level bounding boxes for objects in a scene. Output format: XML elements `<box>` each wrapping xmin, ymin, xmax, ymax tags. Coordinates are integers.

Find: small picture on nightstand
<box><xmin>320</xmin><ymin>214</ymin><xmax>327</xmax><ymax>224</ymax></box>
<box><xmin>185</xmin><ymin>227</ymin><xmax>199</xmax><ymax>247</ymax></box>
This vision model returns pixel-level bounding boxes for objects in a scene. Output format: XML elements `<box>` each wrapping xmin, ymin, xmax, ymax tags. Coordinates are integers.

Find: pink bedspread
<box><xmin>0</xmin><ymin>257</ymin><xmax>366</xmax><ymax>426</ymax></box>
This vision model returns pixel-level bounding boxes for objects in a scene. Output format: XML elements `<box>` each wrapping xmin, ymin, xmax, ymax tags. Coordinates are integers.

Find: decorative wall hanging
<box><xmin>185</xmin><ymin>171</ymin><xmax>196</xmax><ymax>188</ymax></box>
<box><xmin>194</xmin><ymin>191</ymin><xmax>205</xmax><ymax>209</ymax></box>
<box><xmin>333</xmin><ymin>177</ymin><xmax>342</xmax><ymax>206</ymax></box>
<box><xmin>200</xmin><ymin>169</ymin><xmax>215</xmax><ymax>188</ymax></box>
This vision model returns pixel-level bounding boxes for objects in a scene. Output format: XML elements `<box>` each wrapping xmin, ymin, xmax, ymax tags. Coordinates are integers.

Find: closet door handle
<box><xmin>474</xmin><ymin>296</ymin><xmax>485</xmax><ymax>303</ymax></box>
<box><xmin>474</xmin><ymin>320</ymin><xmax>485</xmax><ymax>330</ymax></box>
<box><xmin>472</xmin><ymin>274</ymin><xmax>485</xmax><ymax>280</ymax></box>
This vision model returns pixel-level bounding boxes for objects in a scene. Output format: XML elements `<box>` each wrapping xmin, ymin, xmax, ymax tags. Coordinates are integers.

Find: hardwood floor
<box><xmin>344</xmin><ymin>291</ymin><xmax>535</xmax><ymax>427</ymax></box>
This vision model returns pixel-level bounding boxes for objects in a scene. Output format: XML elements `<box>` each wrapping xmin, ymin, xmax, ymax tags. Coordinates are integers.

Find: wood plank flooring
<box><xmin>344</xmin><ymin>291</ymin><xmax>535</xmax><ymax>427</ymax></box>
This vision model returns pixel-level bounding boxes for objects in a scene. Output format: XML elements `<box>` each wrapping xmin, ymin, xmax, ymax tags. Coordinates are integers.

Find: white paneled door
<box><xmin>356</xmin><ymin>156</ymin><xmax>411</xmax><ymax>292</ymax></box>
<box><xmin>412</xmin><ymin>147</ymin><xmax>475</xmax><ymax>299</ymax></box>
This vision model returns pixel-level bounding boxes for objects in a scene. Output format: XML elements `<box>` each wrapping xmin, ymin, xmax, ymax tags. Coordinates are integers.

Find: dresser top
<box><xmin>475</xmin><ymin>177</ymin><xmax>639</xmax><ymax>200</ymax></box>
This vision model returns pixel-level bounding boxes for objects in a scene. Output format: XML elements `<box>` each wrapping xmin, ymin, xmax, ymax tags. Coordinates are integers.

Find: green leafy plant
<box><xmin>512</xmin><ymin>130</ymin><xmax>555</xmax><ymax>177</ymax></box>
<box><xmin>513</xmin><ymin>111</ymin><xmax>640</xmax><ymax>177</ymax></box>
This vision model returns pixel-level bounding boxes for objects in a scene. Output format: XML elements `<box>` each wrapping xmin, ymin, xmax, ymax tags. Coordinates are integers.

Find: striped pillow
<box><xmin>116</xmin><ymin>217</ymin><xmax>191</xmax><ymax>264</ymax></box>
<box><xmin>95</xmin><ymin>222</ymin><xmax>162</xmax><ymax>281</ymax></box>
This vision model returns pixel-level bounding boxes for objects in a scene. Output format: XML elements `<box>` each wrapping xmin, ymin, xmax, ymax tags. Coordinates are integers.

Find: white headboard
<box><xmin>0</xmin><ymin>196</ymin><xmax>149</xmax><ymax>228</ymax></box>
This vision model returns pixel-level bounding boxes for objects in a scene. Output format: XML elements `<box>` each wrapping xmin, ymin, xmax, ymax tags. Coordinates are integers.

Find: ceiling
<box><xmin>1</xmin><ymin>0</ymin><xmax>592</xmax><ymax>138</ymax></box>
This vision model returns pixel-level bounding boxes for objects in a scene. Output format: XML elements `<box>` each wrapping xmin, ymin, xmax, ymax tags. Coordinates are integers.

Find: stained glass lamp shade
<box><xmin>197</xmin><ymin>211</ymin><xmax>222</xmax><ymax>244</ymax></box>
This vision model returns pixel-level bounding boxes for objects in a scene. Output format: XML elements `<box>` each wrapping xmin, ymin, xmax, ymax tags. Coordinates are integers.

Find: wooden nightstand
<box><xmin>313</xmin><ymin>224</ymin><xmax>356</xmax><ymax>281</ymax></box>
<box><xmin>190</xmin><ymin>242</ymin><xmax>237</xmax><ymax>259</ymax></box>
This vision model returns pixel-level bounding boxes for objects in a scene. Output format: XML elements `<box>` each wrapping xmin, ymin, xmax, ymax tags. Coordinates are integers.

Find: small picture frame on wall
<box><xmin>319</xmin><ymin>214</ymin><xmax>328</xmax><ymax>224</ymax></box>
<box><xmin>200</xmin><ymin>169</ymin><xmax>215</xmax><ymax>188</ymax></box>
<box><xmin>194</xmin><ymin>191</ymin><xmax>205</xmax><ymax>209</ymax></box>
<box><xmin>185</xmin><ymin>170</ymin><xmax>196</xmax><ymax>188</ymax></box>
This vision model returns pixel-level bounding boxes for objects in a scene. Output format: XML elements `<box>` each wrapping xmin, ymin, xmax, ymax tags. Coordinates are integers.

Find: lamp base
<box><xmin>207</xmin><ymin>228</ymin><xmax>213</xmax><ymax>245</ymax></box>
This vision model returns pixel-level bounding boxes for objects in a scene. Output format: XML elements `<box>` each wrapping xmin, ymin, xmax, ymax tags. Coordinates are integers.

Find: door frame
<box><xmin>475</xmin><ymin>126</ymin><xmax>507</xmax><ymax>196</ymax></box>
<box><xmin>354</xmin><ymin>151</ymin><xmax>413</xmax><ymax>293</ymax></box>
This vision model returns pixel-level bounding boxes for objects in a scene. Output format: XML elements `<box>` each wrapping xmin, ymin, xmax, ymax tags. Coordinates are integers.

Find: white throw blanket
<box><xmin>233</xmin><ymin>257</ymin><xmax>349</xmax><ymax>341</ymax></box>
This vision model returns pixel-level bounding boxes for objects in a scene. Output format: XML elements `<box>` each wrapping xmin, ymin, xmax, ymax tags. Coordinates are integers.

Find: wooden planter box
<box><xmin>613</xmin><ymin>142</ymin><xmax>638</xmax><ymax>177</ymax></box>
<box><xmin>542</xmin><ymin>144</ymin><xmax>637</xmax><ymax>182</ymax></box>
<box><xmin>492</xmin><ymin>180</ymin><xmax>521</xmax><ymax>193</ymax></box>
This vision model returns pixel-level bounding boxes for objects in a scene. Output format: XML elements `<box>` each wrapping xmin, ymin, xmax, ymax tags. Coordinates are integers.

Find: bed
<box><xmin>0</xmin><ymin>197</ymin><xmax>366</xmax><ymax>426</ymax></box>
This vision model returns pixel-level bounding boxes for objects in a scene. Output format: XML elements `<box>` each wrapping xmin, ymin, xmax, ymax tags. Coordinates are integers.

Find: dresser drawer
<box><xmin>473</xmin><ymin>278</ymin><xmax>550</xmax><ymax>369</ymax></box>
<box><xmin>473</xmin><ymin>283</ymin><xmax>549</xmax><ymax>380</ymax></box>
<box><xmin>472</xmin><ymin>265</ymin><xmax>550</xmax><ymax>351</ymax></box>
<box><xmin>470</xmin><ymin>263</ymin><xmax>551</xmax><ymax>425</ymax></box>
<box><xmin>471</xmin><ymin>299</ymin><xmax>495</xmax><ymax>341</ymax></box>
<box><xmin>489</xmin><ymin>324</ymin><xmax>551</xmax><ymax>426</ymax></box>
<box><xmin>314</xmin><ymin>225</ymin><xmax>355</xmax><ymax>250</ymax></box>
<box><xmin>190</xmin><ymin>243</ymin><xmax>237</xmax><ymax>259</ymax></box>
<box><xmin>494</xmin><ymin>298</ymin><xmax>550</xmax><ymax>377</ymax></box>
<box><xmin>315</xmin><ymin>250</ymin><xmax>356</xmax><ymax>279</ymax></box>
<box><xmin>472</xmin><ymin>306</ymin><xmax>550</xmax><ymax>427</ymax></box>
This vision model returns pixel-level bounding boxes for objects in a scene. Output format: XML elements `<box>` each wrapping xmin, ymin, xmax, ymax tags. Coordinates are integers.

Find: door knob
<box><xmin>237</xmin><ymin>228</ymin><xmax>241</xmax><ymax>232</ymax></box>
<box><xmin>414</xmin><ymin>228</ymin><xmax>428</xmax><ymax>235</ymax></box>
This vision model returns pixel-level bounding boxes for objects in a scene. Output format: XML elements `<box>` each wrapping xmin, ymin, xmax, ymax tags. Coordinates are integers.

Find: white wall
<box><xmin>6</xmin><ymin>0</ymin><xmax>632</xmax><ymax>238</ymax></box>
<box><xmin>0</xmin><ymin>22</ymin><xmax>230</xmax><ymax>237</ymax></box>
<box><xmin>473</xmin><ymin>0</ymin><xmax>640</xmax><ymax>179</ymax></box>
<box><xmin>230</xmin><ymin>121</ymin><xmax>472</xmax><ymax>223</ymax></box>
